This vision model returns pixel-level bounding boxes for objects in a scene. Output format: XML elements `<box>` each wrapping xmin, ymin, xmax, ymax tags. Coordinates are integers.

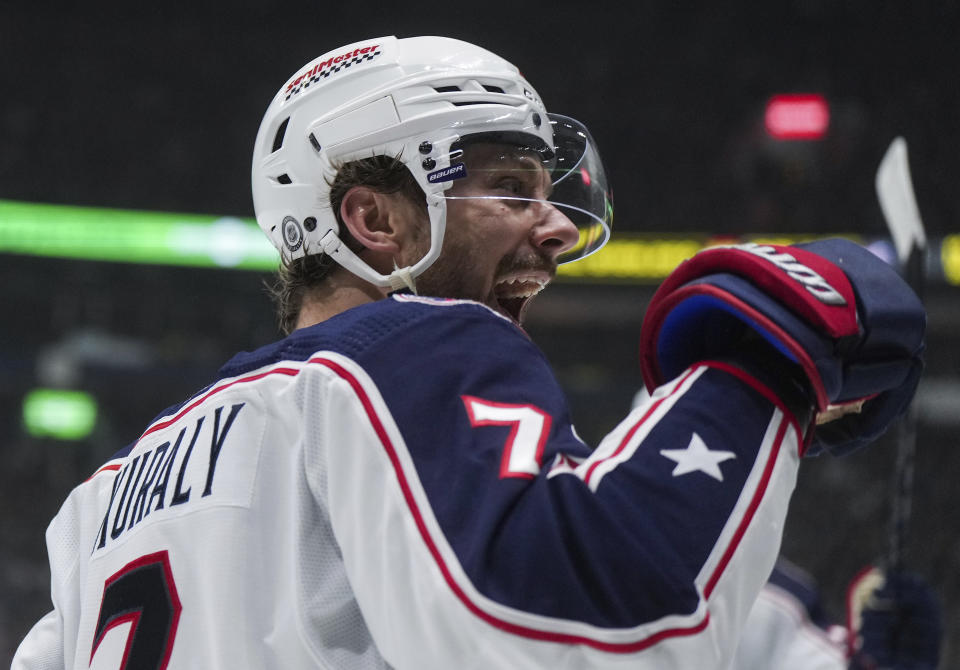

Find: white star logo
<box><xmin>660</xmin><ymin>433</ymin><xmax>736</xmax><ymax>482</ymax></box>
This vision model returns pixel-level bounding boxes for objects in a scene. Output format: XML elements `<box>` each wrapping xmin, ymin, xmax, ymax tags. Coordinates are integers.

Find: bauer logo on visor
<box><xmin>427</xmin><ymin>163</ymin><xmax>467</xmax><ymax>184</ymax></box>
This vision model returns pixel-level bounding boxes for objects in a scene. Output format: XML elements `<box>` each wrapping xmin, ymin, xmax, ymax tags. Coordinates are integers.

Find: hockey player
<box><xmin>733</xmin><ymin>560</ymin><xmax>942</xmax><ymax>669</ymax></box>
<box><xmin>14</xmin><ymin>36</ymin><xmax>925</xmax><ymax>669</ymax></box>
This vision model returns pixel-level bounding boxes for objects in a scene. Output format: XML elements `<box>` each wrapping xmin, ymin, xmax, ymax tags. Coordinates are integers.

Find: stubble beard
<box><xmin>413</xmin><ymin>234</ymin><xmax>556</xmax><ymax>323</ymax></box>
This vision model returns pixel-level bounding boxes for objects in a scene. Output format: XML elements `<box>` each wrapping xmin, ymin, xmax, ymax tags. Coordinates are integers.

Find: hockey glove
<box><xmin>639</xmin><ymin>238</ymin><xmax>925</xmax><ymax>456</ymax></box>
<box><xmin>847</xmin><ymin>568</ymin><xmax>942</xmax><ymax>670</ymax></box>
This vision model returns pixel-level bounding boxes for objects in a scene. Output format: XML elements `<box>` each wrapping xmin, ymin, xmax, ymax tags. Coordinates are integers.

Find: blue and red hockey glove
<box><xmin>639</xmin><ymin>238</ymin><xmax>925</xmax><ymax>456</ymax></box>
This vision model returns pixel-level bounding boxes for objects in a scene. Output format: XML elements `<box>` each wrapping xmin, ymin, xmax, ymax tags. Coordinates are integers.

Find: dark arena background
<box><xmin>2</xmin><ymin>2</ymin><xmax>958</xmax><ymax>665</ymax></box>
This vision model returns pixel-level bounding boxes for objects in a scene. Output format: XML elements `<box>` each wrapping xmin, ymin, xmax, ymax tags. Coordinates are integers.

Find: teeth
<box><xmin>495</xmin><ymin>276</ymin><xmax>548</xmax><ymax>299</ymax></box>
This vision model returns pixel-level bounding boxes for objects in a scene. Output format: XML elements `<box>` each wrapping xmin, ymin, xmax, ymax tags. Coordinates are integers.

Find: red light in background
<box><xmin>764</xmin><ymin>94</ymin><xmax>830</xmax><ymax>140</ymax></box>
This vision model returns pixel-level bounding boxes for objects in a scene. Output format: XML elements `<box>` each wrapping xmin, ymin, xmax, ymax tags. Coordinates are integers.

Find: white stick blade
<box><xmin>875</xmin><ymin>137</ymin><xmax>927</xmax><ymax>265</ymax></box>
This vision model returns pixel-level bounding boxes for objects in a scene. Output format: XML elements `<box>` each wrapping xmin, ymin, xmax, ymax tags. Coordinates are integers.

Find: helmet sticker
<box><xmin>284</xmin><ymin>44</ymin><xmax>383</xmax><ymax>101</ymax></box>
<box><xmin>427</xmin><ymin>163</ymin><xmax>467</xmax><ymax>184</ymax></box>
<box><xmin>282</xmin><ymin>216</ymin><xmax>304</xmax><ymax>252</ymax></box>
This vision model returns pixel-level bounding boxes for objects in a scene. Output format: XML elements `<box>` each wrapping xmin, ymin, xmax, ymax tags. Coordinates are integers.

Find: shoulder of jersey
<box><xmin>222</xmin><ymin>294</ymin><xmax>522</xmax><ymax>376</ymax></box>
<box><xmin>87</xmin><ymin>296</ymin><xmax>522</xmax><ymax>479</ymax></box>
<box><xmin>194</xmin><ymin>294</ymin><xmax>523</xmax><ymax>403</ymax></box>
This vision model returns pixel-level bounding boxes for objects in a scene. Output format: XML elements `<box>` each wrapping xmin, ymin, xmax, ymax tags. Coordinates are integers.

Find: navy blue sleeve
<box><xmin>352</xmin><ymin>299</ymin><xmax>801</xmax><ymax>630</ymax></box>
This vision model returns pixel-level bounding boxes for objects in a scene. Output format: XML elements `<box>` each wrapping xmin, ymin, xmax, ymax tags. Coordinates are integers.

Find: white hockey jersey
<box><xmin>14</xmin><ymin>294</ymin><xmax>807</xmax><ymax>669</ymax></box>
<box><xmin>733</xmin><ymin>560</ymin><xmax>848</xmax><ymax>670</ymax></box>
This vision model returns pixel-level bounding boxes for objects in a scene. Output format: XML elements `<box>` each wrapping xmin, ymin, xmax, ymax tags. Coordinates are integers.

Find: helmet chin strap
<box><xmin>388</xmin><ymin>263</ymin><xmax>418</xmax><ymax>294</ymax></box>
<box><xmin>317</xmin><ymin>192</ymin><xmax>448</xmax><ymax>296</ymax></box>
<box><xmin>318</xmin><ymin>229</ymin><xmax>422</xmax><ymax>295</ymax></box>
<box><xmin>319</xmin><ymin>229</ymin><xmax>415</xmax><ymax>291</ymax></box>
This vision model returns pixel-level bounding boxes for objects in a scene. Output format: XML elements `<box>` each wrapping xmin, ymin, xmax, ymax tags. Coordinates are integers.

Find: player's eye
<box><xmin>499</xmin><ymin>177</ymin><xmax>523</xmax><ymax>193</ymax></box>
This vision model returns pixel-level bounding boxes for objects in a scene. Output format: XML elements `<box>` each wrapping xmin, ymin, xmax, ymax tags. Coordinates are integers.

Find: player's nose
<box><xmin>530</xmin><ymin>203</ymin><xmax>579</xmax><ymax>261</ymax></box>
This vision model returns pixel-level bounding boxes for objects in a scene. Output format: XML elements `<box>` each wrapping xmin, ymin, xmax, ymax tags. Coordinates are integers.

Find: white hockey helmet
<box><xmin>252</xmin><ymin>35</ymin><xmax>613</xmax><ymax>292</ymax></box>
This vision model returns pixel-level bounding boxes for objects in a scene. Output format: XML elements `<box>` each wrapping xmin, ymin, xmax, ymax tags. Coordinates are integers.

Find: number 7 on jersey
<box><xmin>462</xmin><ymin>395</ymin><xmax>552</xmax><ymax>479</ymax></box>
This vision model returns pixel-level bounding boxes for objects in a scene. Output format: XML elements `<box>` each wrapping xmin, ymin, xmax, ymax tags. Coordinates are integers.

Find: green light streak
<box><xmin>23</xmin><ymin>389</ymin><xmax>98</xmax><ymax>441</ymax></box>
<box><xmin>0</xmin><ymin>200</ymin><xmax>900</xmax><ymax>285</ymax></box>
<box><xmin>0</xmin><ymin>200</ymin><xmax>280</xmax><ymax>270</ymax></box>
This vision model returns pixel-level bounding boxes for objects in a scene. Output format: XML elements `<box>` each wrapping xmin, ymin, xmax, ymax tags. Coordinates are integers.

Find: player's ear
<box><xmin>340</xmin><ymin>185</ymin><xmax>414</xmax><ymax>256</ymax></box>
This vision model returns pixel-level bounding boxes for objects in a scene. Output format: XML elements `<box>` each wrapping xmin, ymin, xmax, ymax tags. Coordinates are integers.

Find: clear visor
<box><xmin>441</xmin><ymin>114</ymin><xmax>613</xmax><ymax>264</ymax></box>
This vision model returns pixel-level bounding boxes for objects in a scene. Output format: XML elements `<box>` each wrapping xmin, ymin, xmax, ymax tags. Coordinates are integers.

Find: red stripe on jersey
<box><xmin>699</xmin><ymin>360</ymin><xmax>805</xmax><ymax>452</ymax></box>
<box><xmin>704</xmin><ymin>416</ymin><xmax>788</xmax><ymax>599</ymax></box>
<box><xmin>579</xmin><ymin>359</ymin><xmax>794</xmax><ymax>607</ymax></box>
<box><xmin>314</xmin><ymin>355</ymin><xmax>713</xmax><ymax>653</ymax></box>
<box><xmin>86</xmin><ymin>463</ymin><xmax>123</xmax><ymax>482</ymax></box>
<box><xmin>583</xmin><ymin>366</ymin><xmax>700</xmax><ymax>487</ymax></box>
<box><xmin>137</xmin><ymin>367</ymin><xmax>300</xmax><ymax>442</ymax></box>
<box><xmin>691</xmin><ymin>360</ymin><xmax>796</xmax><ymax>597</ymax></box>
<box><xmin>87</xmin><ymin>367</ymin><xmax>300</xmax><ymax>481</ymax></box>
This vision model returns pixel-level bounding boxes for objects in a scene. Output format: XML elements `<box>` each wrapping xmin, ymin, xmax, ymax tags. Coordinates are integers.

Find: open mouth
<box><xmin>493</xmin><ymin>274</ymin><xmax>550</xmax><ymax>324</ymax></box>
